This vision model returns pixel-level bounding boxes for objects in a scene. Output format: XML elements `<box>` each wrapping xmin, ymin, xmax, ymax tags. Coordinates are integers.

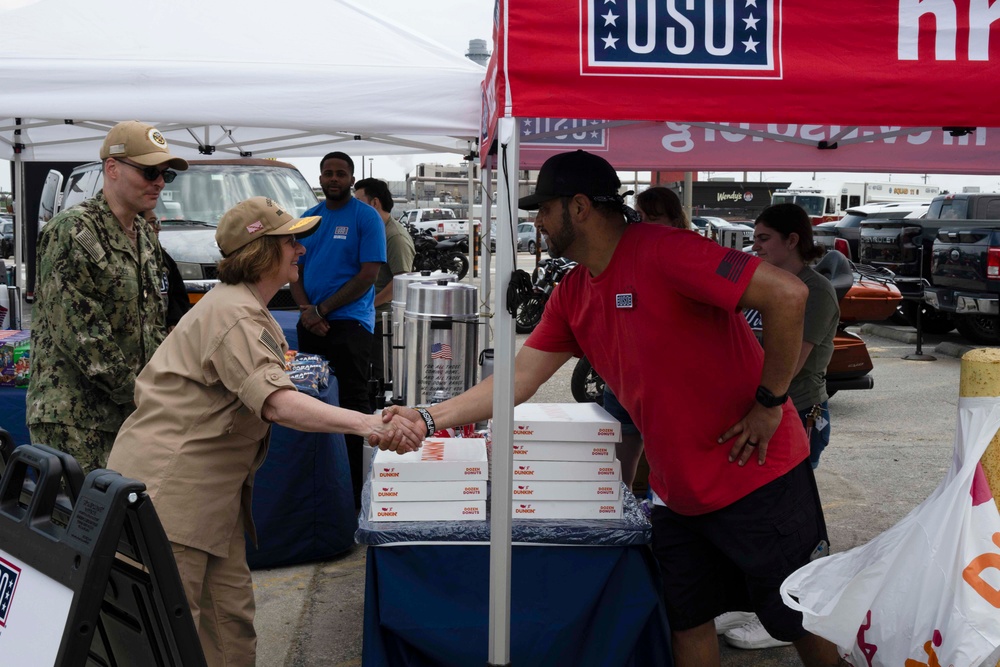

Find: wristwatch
<box><xmin>755</xmin><ymin>385</ymin><xmax>788</xmax><ymax>408</ymax></box>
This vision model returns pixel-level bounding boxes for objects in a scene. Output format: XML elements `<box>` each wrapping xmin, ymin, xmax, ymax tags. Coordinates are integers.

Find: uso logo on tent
<box><xmin>583</xmin><ymin>0</ymin><xmax>780</xmax><ymax>79</ymax></box>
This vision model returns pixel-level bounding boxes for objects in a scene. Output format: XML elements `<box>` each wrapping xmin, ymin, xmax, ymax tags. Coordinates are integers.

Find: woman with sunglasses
<box><xmin>107</xmin><ymin>197</ymin><xmax>424</xmax><ymax>665</ymax></box>
<box><xmin>28</xmin><ymin>121</ymin><xmax>188</xmax><ymax>473</ymax></box>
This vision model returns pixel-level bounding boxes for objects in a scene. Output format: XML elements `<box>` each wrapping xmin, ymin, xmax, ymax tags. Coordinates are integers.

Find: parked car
<box><xmin>516</xmin><ymin>222</ymin><xmax>547</xmax><ymax>253</ymax></box>
<box><xmin>37</xmin><ymin>158</ymin><xmax>319</xmax><ymax>309</ymax></box>
<box><xmin>0</xmin><ymin>215</ymin><xmax>12</xmax><ymax>259</ymax></box>
<box><xmin>813</xmin><ymin>201</ymin><xmax>930</xmax><ymax>261</ymax></box>
<box><xmin>694</xmin><ymin>216</ymin><xmax>754</xmax><ymax>248</ymax></box>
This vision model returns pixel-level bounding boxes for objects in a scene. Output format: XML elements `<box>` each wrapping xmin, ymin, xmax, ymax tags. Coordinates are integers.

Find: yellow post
<box><xmin>958</xmin><ymin>349</ymin><xmax>1000</xmax><ymax>667</ymax></box>
<box><xmin>959</xmin><ymin>348</ymin><xmax>1000</xmax><ymax>517</ymax></box>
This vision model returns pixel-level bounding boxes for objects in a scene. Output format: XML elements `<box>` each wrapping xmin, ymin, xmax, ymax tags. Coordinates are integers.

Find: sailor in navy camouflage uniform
<box><xmin>27</xmin><ymin>121</ymin><xmax>188</xmax><ymax>471</ymax></box>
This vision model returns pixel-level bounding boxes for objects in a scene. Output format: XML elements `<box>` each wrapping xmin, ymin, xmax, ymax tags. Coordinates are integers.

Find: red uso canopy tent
<box><xmin>481</xmin><ymin>2</ymin><xmax>1000</xmax><ymax>664</ymax></box>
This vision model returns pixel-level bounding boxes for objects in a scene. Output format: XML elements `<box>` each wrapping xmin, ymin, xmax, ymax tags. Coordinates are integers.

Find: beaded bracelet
<box><xmin>414</xmin><ymin>407</ymin><xmax>436</xmax><ymax>437</ymax></box>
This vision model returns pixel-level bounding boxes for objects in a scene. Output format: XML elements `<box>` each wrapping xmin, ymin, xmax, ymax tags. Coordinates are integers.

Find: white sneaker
<box><xmin>713</xmin><ymin>611</ymin><xmax>757</xmax><ymax>635</ymax></box>
<box><xmin>723</xmin><ymin>618</ymin><xmax>793</xmax><ymax>649</ymax></box>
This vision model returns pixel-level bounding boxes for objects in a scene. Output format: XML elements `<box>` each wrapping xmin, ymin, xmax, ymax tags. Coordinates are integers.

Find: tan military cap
<box><xmin>100</xmin><ymin>121</ymin><xmax>189</xmax><ymax>170</ymax></box>
<box><xmin>216</xmin><ymin>196</ymin><xmax>320</xmax><ymax>255</ymax></box>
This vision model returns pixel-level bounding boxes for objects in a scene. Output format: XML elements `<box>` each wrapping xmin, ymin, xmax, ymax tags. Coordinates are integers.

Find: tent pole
<box><xmin>488</xmin><ymin>117</ymin><xmax>518</xmax><ymax>667</ymax></box>
<box><xmin>12</xmin><ymin>121</ymin><xmax>25</xmax><ymax>297</ymax></box>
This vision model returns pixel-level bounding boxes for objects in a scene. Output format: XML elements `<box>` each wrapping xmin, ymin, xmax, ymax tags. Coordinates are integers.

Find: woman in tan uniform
<box><xmin>107</xmin><ymin>196</ymin><xmax>422</xmax><ymax>666</ymax></box>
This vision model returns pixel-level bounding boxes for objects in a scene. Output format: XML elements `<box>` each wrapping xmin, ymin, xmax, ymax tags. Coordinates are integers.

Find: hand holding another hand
<box><xmin>299</xmin><ymin>304</ymin><xmax>330</xmax><ymax>336</ymax></box>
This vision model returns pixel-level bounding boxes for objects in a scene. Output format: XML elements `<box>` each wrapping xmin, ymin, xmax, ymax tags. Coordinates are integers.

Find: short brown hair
<box><xmin>217</xmin><ymin>235</ymin><xmax>284</xmax><ymax>285</ymax></box>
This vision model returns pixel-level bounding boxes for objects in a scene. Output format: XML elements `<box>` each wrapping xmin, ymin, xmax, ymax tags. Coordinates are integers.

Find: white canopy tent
<box><xmin>0</xmin><ymin>0</ymin><xmax>484</xmax><ymax>285</ymax></box>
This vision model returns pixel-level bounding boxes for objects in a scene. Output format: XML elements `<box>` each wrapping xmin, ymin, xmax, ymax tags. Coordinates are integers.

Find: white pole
<box><xmin>487</xmin><ymin>116</ymin><xmax>518</xmax><ymax>667</ymax></box>
<box><xmin>12</xmin><ymin>121</ymin><xmax>25</xmax><ymax>296</ymax></box>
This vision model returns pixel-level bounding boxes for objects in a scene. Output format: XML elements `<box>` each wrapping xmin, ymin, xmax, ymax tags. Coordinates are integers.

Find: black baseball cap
<box><xmin>518</xmin><ymin>150</ymin><xmax>622</xmax><ymax>210</ymax></box>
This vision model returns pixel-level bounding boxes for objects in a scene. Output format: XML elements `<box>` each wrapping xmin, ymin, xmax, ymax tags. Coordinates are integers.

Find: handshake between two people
<box><xmin>366</xmin><ymin>405</ymin><xmax>425</xmax><ymax>454</ymax></box>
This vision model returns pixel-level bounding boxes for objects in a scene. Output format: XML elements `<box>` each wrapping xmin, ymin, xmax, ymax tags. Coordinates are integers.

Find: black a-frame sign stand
<box><xmin>0</xmin><ymin>443</ymin><xmax>206</xmax><ymax>666</ymax></box>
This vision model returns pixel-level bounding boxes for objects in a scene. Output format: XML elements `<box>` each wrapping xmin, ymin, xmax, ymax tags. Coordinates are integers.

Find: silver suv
<box><xmin>39</xmin><ymin>159</ymin><xmax>319</xmax><ymax>307</ymax></box>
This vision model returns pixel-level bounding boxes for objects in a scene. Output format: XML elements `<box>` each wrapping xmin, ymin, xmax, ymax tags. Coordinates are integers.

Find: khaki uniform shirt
<box><xmin>374</xmin><ymin>216</ymin><xmax>415</xmax><ymax>317</ymax></box>
<box><xmin>107</xmin><ymin>282</ymin><xmax>295</xmax><ymax>556</ymax></box>
<box><xmin>27</xmin><ymin>191</ymin><xmax>166</xmax><ymax>432</ymax></box>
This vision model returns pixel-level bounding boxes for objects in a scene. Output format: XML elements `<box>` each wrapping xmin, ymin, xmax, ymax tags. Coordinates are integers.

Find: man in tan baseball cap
<box><xmin>216</xmin><ymin>196</ymin><xmax>320</xmax><ymax>256</ymax></box>
<box><xmin>28</xmin><ymin>120</ymin><xmax>190</xmax><ymax>472</ymax></box>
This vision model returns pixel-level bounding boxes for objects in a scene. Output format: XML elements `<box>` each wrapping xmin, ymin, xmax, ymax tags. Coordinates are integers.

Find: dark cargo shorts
<box><xmin>650</xmin><ymin>459</ymin><xmax>827</xmax><ymax>641</ymax></box>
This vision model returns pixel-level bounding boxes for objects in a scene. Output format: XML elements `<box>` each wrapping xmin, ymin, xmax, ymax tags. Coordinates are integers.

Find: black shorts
<box><xmin>650</xmin><ymin>459</ymin><xmax>827</xmax><ymax>641</ymax></box>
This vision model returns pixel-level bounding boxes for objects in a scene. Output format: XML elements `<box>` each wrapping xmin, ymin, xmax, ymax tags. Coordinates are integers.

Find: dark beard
<box><xmin>545</xmin><ymin>206</ymin><xmax>576</xmax><ymax>258</ymax></box>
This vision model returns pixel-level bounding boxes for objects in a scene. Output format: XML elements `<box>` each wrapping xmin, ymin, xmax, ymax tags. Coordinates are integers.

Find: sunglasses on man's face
<box><xmin>116</xmin><ymin>159</ymin><xmax>178</xmax><ymax>184</ymax></box>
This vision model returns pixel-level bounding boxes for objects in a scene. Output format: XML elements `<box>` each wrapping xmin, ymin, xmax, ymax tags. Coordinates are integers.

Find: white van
<box><xmin>38</xmin><ymin>158</ymin><xmax>319</xmax><ymax>308</ymax></box>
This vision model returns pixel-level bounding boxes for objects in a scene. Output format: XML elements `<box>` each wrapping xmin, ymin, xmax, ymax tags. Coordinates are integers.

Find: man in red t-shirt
<box><xmin>380</xmin><ymin>151</ymin><xmax>844</xmax><ymax>667</ymax></box>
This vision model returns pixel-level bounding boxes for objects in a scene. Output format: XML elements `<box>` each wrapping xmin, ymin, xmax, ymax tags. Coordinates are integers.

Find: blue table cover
<box><xmin>357</xmin><ymin>480</ymin><xmax>672</xmax><ymax>667</ymax></box>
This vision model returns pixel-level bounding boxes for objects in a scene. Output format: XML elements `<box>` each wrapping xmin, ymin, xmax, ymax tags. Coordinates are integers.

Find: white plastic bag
<box><xmin>781</xmin><ymin>396</ymin><xmax>1000</xmax><ymax>667</ymax></box>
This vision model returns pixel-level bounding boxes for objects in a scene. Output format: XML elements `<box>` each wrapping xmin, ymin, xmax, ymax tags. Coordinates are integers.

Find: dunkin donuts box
<box><xmin>511</xmin><ymin>403</ymin><xmax>621</xmax><ymax>443</ymax></box>
<box><xmin>370</xmin><ymin>500</ymin><xmax>486</xmax><ymax>522</ymax></box>
<box><xmin>511</xmin><ymin>459</ymin><xmax>621</xmax><ymax>482</ymax></box>
<box><xmin>511</xmin><ymin>441</ymin><xmax>614</xmax><ymax>462</ymax></box>
<box><xmin>512</xmin><ymin>499</ymin><xmax>623</xmax><ymax>520</ymax></box>
<box><xmin>371</xmin><ymin>438</ymin><xmax>488</xmax><ymax>482</ymax></box>
<box><xmin>371</xmin><ymin>480</ymin><xmax>487</xmax><ymax>503</ymax></box>
<box><xmin>511</xmin><ymin>480</ymin><xmax>621</xmax><ymax>501</ymax></box>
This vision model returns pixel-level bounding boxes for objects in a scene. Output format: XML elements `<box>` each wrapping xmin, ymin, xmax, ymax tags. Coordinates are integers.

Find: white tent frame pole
<box><xmin>12</xmin><ymin>123</ymin><xmax>25</xmax><ymax>295</ymax></box>
<box><xmin>487</xmin><ymin>117</ymin><xmax>518</xmax><ymax>667</ymax></box>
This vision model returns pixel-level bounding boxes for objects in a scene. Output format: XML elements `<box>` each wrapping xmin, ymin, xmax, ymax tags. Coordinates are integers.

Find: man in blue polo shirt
<box><xmin>291</xmin><ymin>151</ymin><xmax>387</xmax><ymax>508</ymax></box>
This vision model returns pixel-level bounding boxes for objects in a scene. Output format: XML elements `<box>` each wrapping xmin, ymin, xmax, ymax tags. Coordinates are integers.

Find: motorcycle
<box><xmin>570</xmin><ymin>251</ymin><xmax>901</xmax><ymax>404</ymax></box>
<box><xmin>408</xmin><ymin>225</ymin><xmax>470</xmax><ymax>280</ymax></box>
<box><xmin>515</xmin><ymin>257</ymin><xmax>576</xmax><ymax>334</ymax></box>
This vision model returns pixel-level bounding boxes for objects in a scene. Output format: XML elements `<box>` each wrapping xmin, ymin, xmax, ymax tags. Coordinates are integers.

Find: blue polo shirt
<box><xmin>298</xmin><ymin>198</ymin><xmax>387</xmax><ymax>333</ymax></box>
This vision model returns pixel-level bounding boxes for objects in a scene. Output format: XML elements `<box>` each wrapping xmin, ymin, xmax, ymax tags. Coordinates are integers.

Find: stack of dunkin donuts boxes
<box><xmin>508</xmin><ymin>403</ymin><xmax>623</xmax><ymax>519</ymax></box>
<box><xmin>369</xmin><ymin>438</ymin><xmax>488</xmax><ymax>522</ymax></box>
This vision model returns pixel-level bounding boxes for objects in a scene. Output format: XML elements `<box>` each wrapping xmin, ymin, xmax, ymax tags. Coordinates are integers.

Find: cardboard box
<box><xmin>511</xmin><ymin>441</ymin><xmax>614</xmax><ymax>461</ymax></box>
<box><xmin>511</xmin><ymin>480</ymin><xmax>621</xmax><ymax>501</ymax></box>
<box><xmin>370</xmin><ymin>500</ymin><xmax>486</xmax><ymax>522</ymax></box>
<box><xmin>512</xmin><ymin>499</ymin><xmax>623</xmax><ymax>520</ymax></box>
<box><xmin>511</xmin><ymin>403</ymin><xmax>621</xmax><ymax>443</ymax></box>
<box><xmin>511</xmin><ymin>459</ymin><xmax>620</xmax><ymax>482</ymax></box>
<box><xmin>371</xmin><ymin>480</ymin><xmax>487</xmax><ymax>502</ymax></box>
<box><xmin>371</xmin><ymin>438</ymin><xmax>488</xmax><ymax>482</ymax></box>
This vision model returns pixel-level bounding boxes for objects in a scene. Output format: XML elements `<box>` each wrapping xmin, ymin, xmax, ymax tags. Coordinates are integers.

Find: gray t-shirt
<box><xmin>789</xmin><ymin>265</ymin><xmax>840</xmax><ymax>411</ymax></box>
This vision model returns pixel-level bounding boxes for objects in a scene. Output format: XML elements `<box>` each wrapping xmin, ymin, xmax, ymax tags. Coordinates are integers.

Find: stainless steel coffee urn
<box><xmin>403</xmin><ymin>280</ymin><xmax>479</xmax><ymax>406</ymax></box>
<box><xmin>391</xmin><ymin>271</ymin><xmax>456</xmax><ymax>404</ymax></box>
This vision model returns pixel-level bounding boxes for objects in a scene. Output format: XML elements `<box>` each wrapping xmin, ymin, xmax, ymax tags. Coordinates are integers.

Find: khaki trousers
<box><xmin>171</xmin><ymin>523</ymin><xmax>256</xmax><ymax>667</ymax></box>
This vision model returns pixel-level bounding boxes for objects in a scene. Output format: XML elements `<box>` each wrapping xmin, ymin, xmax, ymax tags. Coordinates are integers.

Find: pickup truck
<box><xmin>924</xmin><ymin>200</ymin><xmax>1000</xmax><ymax>344</ymax></box>
<box><xmin>858</xmin><ymin>192</ymin><xmax>1000</xmax><ymax>335</ymax></box>
<box><xmin>397</xmin><ymin>207</ymin><xmax>468</xmax><ymax>239</ymax></box>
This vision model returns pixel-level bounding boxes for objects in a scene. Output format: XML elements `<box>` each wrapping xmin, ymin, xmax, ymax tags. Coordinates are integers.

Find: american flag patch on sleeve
<box><xmin>258</xmin><ymin>327</ymin><xmax>284</xmax><ymax>363</ymax></box>
<box><xmin>715</xmin><ymin>249</ymin><xmax>752</xmax><ymax>284</ymax></box>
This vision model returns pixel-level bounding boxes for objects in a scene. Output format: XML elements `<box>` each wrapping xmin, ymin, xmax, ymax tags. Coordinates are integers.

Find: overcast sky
<box><xmin>4</xmin><ymin>0</ymin><xmax>1000</xmax><ymax>194</ymax></box>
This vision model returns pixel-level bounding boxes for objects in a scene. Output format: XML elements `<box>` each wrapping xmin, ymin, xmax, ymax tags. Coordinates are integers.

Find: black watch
<box><xmin>755</xmin><ymin>385</ymin><xmax>788</xmax><ymax>408</ymax></box>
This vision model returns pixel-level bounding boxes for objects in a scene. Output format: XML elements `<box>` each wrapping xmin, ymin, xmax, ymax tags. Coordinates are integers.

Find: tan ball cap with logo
<box><xmin>99</xmin><ymin>120</ymin><xmax>189</xmax><ymax>170</ymax></box>
<box><xmin>216</xmin><ymin>197</ymin><xmax>321</xmax><ymax>256</ymax></box>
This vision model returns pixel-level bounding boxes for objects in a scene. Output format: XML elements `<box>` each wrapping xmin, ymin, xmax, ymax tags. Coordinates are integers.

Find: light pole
<box><xmin>369</xmin><ymin>158</ymin><xmax>374</xmax><ymax>179</ymax></box>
